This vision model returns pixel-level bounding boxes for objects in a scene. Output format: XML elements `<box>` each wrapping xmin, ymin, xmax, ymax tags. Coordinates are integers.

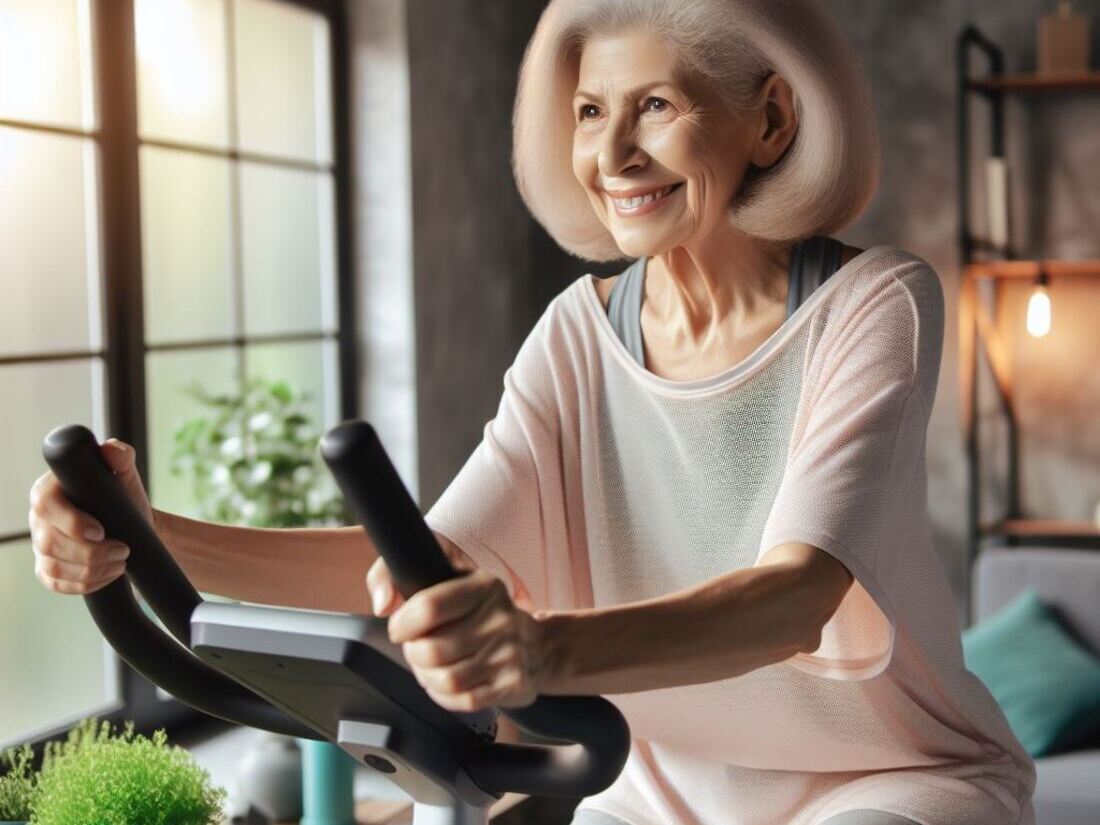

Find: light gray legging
<box><xmin>571</xmin><ymin>809</ymin><xmax>922</xmax><ymax>824</ymax></box>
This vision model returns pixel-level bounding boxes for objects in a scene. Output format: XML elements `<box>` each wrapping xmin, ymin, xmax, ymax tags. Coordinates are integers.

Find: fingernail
<box><xmin>109</xmin><ymin>547</ymin><xmax>130</xmax><ymax>562</ymax></box>
<box><xmin>105</xmin><ymin>440</ymin><xmax>130</xmax><ymax>462</ymax></box>
<box><xmin>85</xmin><ymin>525</ymin><xmax>104</xmax><ymax>542</ymax></box>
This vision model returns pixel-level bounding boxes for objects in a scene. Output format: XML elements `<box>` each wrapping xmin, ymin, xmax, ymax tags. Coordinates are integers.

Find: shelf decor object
<box><xmin>956</xmin><ymin>24</ymin><xmax>1100</xmax><ymax>623</ymax></box>
<box><xmin>1038</xmin><ymin>2</ymin><xmax>1091</xmax><ymax>75</ymax></box>
<box><xmin>985</xmin><ymin>155</ymin><xmax>1012</xmax><ymax>256</ymax></box>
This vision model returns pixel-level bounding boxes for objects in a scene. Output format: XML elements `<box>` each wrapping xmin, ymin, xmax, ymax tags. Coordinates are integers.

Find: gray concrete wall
<box><xmin>403</xmin><ymin>0</ymin><xmax>1100</xmax><ymax>623</ymax></box>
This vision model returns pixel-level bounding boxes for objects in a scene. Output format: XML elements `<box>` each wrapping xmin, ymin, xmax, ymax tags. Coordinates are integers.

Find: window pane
<box><xmin>0</xmin><ymin>541</ymin><xmax>117</xmax><ymax>746</ymax></box>
<box><xmin>146</xmin><ymin>348</ymin><xmax>239</xmax><ymax>516</ymax></box>
<box><xmin>233</xmin><ymin>0</ymin><xmax>332</xmax><ymax>164</ymax></box>
<box><xmin>0</xmin><ymin>0</ymin><xmax>95</xmax><ymax>130</ymax></box>
<box><xmin>0</xmin><ymin>359</ymin><xmax>105</xmax><ymax>534</ymax></box>
<box><xmin>244</xmin><ymin>339</ymin><xmax>339</xmax><ymax>432</ymax></box>
<box><xmin>141</xmin><ymin>146</ymin><xmax>235</xmax><ymax>344</ymax></box>
<box><xmin>240</xmin><ymin>164</ymin><xmax>336</xmax><ymax>336</ymax></box>
<box><xmin>134</xmin><ymin>0</ymin><xmax>230</xmax><ymax>148</ymax></box>
<box><xmin>0</xmin><ymin>127</ymin><xmax>102</xmax><ymax>357</ymax></box>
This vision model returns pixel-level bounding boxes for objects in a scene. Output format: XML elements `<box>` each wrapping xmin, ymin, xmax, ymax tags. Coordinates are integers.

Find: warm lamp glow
<box><xmin>1026</xmin><ymin>282</ymin><xmax>1051</xmax><ymax>338</ymax></box>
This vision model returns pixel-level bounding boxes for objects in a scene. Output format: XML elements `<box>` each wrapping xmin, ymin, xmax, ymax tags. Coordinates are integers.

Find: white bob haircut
<box><xmin>512</xmin><ymin>0</ymin><xmax>881</xmax><ymax>262</ymax></box>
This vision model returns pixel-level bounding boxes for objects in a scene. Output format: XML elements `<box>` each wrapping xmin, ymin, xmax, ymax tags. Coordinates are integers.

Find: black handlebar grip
<box><xmin>319</xmin><ymin>420</ymin><xmax>631</xmax><ymax>797</ymax></box>
<box><xmin>41</xmin><ymin>424</ymin><xmax>320</xmax><ymax>740</ymax></box>
<box><xmin>42</xmin><ymin>424</ymin><xmax>199</xmax><ymax>645</ymax></box>
<box><xmin>319</xmin><ymin>420</ymin><xmax>461</xmax><ymax>597</ymax></box>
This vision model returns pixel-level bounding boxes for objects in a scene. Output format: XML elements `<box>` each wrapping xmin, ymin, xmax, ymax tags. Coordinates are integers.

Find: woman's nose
<box><xmin>597</xmin><ymin>117</ymin><xmax>647</xmax><ymax>178</ymax></box>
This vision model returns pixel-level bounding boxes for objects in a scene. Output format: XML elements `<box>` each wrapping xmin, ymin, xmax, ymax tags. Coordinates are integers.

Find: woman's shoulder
<box><xmin>835</xmin><ymin>243</ymin><xmax>943</xmax><ymax>312</ymax></box>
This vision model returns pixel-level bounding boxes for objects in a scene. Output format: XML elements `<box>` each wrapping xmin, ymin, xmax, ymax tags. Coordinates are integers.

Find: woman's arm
<box><xmin>533</xmin><ymin>542</ymin><xmax>853</xmax><ymax>696</ymax></box>
<box><xmin>153</xmin><ymin>508</ymin><xmax>474</xmax><ymax>615</ymax></box>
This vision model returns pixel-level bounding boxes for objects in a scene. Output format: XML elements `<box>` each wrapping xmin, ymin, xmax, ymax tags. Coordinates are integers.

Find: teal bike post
<box><xmin>299</xmin><ymin>739</ymin><xmax>356</xmax><ymax>825</ymax></box>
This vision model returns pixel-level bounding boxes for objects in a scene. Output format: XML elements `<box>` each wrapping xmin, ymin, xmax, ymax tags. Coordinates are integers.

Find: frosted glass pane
<box><xmin>0</xmin><ymin>0</ymin><xmax>95</xmax><ymax>130</ymax></box>
<box><xmin>141</xmin><ymin>146</ymin><xmax>235</xmax><ymax>344</ymax></box>
<box><xmin>134</xmin><ymin>0</ymin><xmax>229</xmax><ymax>148</ymax></box>
<box><xmin>244</xmin><ymin>339</ymin><xmax>339</xmax><ymax>432</ymax></box>
<box><xmin>146</xmin><ymin>348</ymin><xmax>238</xmax><ymax>517</ymax></box>
<box><xmin>0</xmin><ymin>541</ymin><xmax>116</xmax><ymax>746</ymax></box>
<box><xmin>234</xmin><ymin>0</ymin><xmax>332</xmax><ymax>163</ymax></box>
<box><xmin>0</xmin><ymin>359</ymin><xmax>104</xmax><ymax>535</ymax></box>
<box><xmin>240</xmin><ymin>164</ymin><xmax>336</xmax><ymax>336</ymax></box>
<box><xmin>0</xmin><ymin>127</ymin><xmax>102</xmax><ymax>357</ymax></box>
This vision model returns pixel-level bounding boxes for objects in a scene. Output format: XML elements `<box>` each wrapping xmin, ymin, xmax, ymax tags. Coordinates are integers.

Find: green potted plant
<box><xmin>33</xmin><ymin>718</ymin><xmax>226</xmax><ymax>825</ymax></box>
<box><xmin>170</xmin><ymin>376</ymin><xmax>347</xmax><ymax>528</ymax></box>
<box><xmin>0</xmin><ymin>743</ymin><xmax>35</xmax><ymax>824</ymax></box>
<box><xmin>0</xmin><ymin>718</ymin><xmax>226</xmax><ymax>825</ymax></box>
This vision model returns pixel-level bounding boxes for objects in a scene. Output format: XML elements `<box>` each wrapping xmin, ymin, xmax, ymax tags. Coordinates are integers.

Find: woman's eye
<box><xmin>578</xmin><ymin>103</ymin><xmax>598</xmax><ymax>121</ymax></box>
<box><xmin>645</xmin><ymin>97</ymin><xmax>669</xmax><ymax>113</ymax></box>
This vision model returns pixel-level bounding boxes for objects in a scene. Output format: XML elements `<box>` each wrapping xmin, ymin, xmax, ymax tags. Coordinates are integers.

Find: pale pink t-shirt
<box><xmin>424</xmin><ymin>246</ymin><xmax>1037</xmax><ymax>825</ymax></box>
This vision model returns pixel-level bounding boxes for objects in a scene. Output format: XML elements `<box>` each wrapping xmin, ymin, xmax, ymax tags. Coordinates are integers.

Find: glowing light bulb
<box><xmin>1026</xmin><ymin>278</ymin><xmax>1051</xmax><ymax>338</ymax></box>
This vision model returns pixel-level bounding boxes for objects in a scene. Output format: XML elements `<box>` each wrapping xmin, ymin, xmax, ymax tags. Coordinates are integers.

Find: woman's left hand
<box><xmin>380</xmin><ymin>569</ymin><xmax>548</xmax><ymax>713</ymax></box>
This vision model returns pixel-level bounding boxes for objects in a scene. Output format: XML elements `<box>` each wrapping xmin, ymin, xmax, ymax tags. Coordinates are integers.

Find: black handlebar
<box><xmin>41</xmin><ymin>421</ymin><xmax>630</xmax><ymax>799</ymax></box>
<box><xmin>42</xmin><ymin>425</ymin><xmax>320</xmax><ymax>740</ymax></box>
<box><xmin>320</xmin><ymin>421</ymin><xmax>630</xmax><ymax>798</ymax></box>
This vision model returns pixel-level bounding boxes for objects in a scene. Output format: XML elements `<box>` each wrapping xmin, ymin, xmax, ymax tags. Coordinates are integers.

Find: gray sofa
<box><xmin>972</xmin><ymin>547</ymin><xmax>1100</xmax><ymax>825</ymax></box>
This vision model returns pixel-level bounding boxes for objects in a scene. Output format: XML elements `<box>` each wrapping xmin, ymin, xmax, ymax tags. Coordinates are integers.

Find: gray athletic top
<box><xmin>606</xmin><ymin>235</ymin><xmax>844</xmax><ymax>367</ymax></box>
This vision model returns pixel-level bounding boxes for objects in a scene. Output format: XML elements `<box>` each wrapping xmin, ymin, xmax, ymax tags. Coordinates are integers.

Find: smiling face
<box><xmin>571</xmin><ymin>28</ymin><xmax>758</xmax><ymax>259</ymax></box>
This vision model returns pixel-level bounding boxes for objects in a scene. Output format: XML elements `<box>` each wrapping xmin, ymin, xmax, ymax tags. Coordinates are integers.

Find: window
<box><xmin>0</xmin><ymin>0</ymin><xmax>354</xmax><ymax>748</ymax></box>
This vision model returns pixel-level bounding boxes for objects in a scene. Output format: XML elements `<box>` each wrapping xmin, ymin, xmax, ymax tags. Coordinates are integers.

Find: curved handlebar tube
<box><xmin>320</xmin><ymin>420</ymin><xmax>631</xmax><ymax>798</ymax></box>
<box><xmin>42</xmin><ymin>425</ymin><xmax>320</xmax><ymax>740</ymax></box>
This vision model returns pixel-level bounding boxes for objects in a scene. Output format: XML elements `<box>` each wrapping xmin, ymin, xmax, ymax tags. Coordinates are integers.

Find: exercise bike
<box><xmin>42</xmin><ymin>420</ymin><xmax>631</xmax><ymax>825</ymax></box>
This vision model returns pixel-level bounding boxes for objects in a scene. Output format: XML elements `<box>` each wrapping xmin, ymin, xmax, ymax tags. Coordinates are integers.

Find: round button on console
<box><xmin>363</xmin><ymin>754</ymin><xmax>397</xmax><ymax>773</ymax></box>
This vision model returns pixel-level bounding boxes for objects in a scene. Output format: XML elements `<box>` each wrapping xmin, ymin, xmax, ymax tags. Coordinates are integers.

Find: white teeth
<box><xmin>611</xmin><ymin>184</ymin><xmax>676</xmax><ymax>210</ymax></box>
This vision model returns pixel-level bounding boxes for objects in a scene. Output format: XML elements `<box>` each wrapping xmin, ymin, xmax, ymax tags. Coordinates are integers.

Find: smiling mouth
<box><xmin>607</xmin><ymin>182</ymin><xmax>683</xmax><ymax>210</ymax></box>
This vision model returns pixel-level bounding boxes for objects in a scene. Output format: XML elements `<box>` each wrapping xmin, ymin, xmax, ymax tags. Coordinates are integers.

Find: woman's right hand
<box><xmin>28</xmin><ymin>438</ymin><xmax>153</xmax><ymax>596</ymax></box>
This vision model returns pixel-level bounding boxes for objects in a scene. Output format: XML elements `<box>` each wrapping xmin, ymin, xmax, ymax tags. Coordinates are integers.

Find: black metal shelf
<box><xmin>956</xmin><ymin>25</ymin><xmax>1100</xmax><ymax>580</ymax></box>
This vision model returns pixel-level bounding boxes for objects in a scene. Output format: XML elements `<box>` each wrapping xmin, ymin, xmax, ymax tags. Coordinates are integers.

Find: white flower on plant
<box><xmin>248</xmin><ymin>412</ymin><xmax>274</xmax><ymax>432</ymax></box>
<box><xmin>249</xmin><ymin>461</ymin><xmax>273</xmax><ymax>485</ymax></box>
<box><xmin>220</xmin><ymin>436</ymin><xmax>242</xmax><ymax>457</ymax></box>
<box><xmin>239</xmin><ymin>500</ymin><xmax>258</xmax><ymax>519</ymax></box>
<box><xmin>211</xmin><ymin>464</ymin><xmax>230</xmax><ymax>486</ymax></box>
<box><xmin>292</xmin><ymin>465</ymin><xmax>312</xmax><ymax>485</ymax></box>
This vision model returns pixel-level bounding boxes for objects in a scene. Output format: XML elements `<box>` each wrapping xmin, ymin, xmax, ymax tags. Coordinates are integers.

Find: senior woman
<box><xmin>27</xmin><ymin>1</ymin><xmax>1035</xmax><ymax>824</ymax></box>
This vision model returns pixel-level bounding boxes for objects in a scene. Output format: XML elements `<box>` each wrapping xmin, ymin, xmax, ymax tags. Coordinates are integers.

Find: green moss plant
<box><xmin>31</xmin><ymin>718</ymin><xmax>226</xmax><ymax>825</ymax></box>
<box><xmin>0</xmin><ymin>743</ymin><xmax>36</xmax><ymax>821</ymax></box>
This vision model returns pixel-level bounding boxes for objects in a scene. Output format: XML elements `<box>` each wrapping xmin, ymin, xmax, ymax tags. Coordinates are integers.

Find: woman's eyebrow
<box><xmin>572</xmin><ymin>81</ymin><xmax>674</xmax><ymax>102</ymax></box>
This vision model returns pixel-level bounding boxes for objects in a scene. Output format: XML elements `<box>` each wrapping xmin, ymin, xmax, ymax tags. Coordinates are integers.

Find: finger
<box><xmin>416</xmin><ymin>646</ymin><xmax>497</xmax><ymax>696</ymax></box>
<box><xmin>401</xmin><ymin>596</ymin><xmax>505</xmax><ymax>667</ymax></box>
<box><xmin>36</xmin><ymin>561</ymin><xmax>127</xmax><ymax>595</ymax></box>
<box><xmin>33</xmin><ymin>521</ymin><xmax>129</xmax><ymax>567</ymax></box>
<box><xmin>36</xmin><ymin>549</ymin><xmax>127</xmax><ymax>588</ymax></box>
<box><xmin>425</xmin><ymin>678</ymin><xmax>502</xmax><ymax>714</ymax></box>
<box><xmin>29</xmin><ymin>476</ymin><xmax>105</xmax><ymax>543</ymax></box>
<box><xmin>389</xmin><ymin>571</ymin><xmax>503</xmax><ymax>643</ymax></box>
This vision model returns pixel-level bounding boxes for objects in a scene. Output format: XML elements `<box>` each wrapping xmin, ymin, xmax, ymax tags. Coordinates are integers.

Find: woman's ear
<box><xmin>749</xmin><ymin>72</ymin><xmax>798</xmax><ymax>169</ymax></box>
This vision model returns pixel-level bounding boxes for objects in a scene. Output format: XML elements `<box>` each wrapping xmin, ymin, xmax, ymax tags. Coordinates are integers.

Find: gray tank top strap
<box><xmin>786</xmin><ymin>234</ymin><xmax>843</xmax><ymax>319</ymax></box>
<box><xmin>606</xmin><ymin>236</ymin><xmax>844</xmax><ymax>368</ymax></box>
<box><xmin>606</xmin><ymin>255</ymin><xmax>647</xmax><ymax>365</ymax></box>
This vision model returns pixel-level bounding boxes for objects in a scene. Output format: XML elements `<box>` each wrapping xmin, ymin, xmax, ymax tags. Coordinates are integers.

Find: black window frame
<box><xmin>2</xmin><ymin>0</ymin><xmax>356</xmax><ymax>748</ymax></box>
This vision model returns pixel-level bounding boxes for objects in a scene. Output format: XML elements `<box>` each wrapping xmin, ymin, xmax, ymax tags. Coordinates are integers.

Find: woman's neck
<box><xmin>644</xmin><ymin>232</ymin><xmax>793</xmax><ymax>348</ymax></box>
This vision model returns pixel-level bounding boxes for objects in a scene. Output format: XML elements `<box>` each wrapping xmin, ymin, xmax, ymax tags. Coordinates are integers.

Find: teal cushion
<box><xmin>962</xmin><ymin>587</ymin><xmax>1100</xmax><ymax>757</ymax></box>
